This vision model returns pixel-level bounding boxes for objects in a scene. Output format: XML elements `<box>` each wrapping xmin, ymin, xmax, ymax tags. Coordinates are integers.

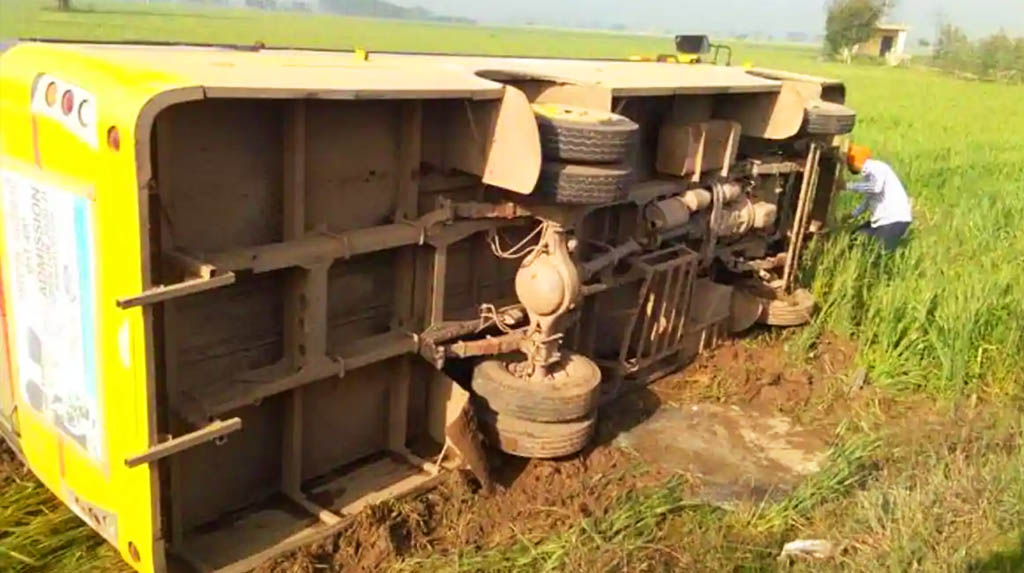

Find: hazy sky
<box><xmin>396</xmin><ymin>0</ymin><xmax>1024</xmax><ymax>39</ymax></box>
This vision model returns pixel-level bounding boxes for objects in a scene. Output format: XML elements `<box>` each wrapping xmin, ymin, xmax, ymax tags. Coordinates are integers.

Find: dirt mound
<box><xmin>259</xmin><ymin>444</ymin><xmax>663</xmax><ymax>573</ymax></box>
<box><xmin>652</xmin><ymin>333</ymin><xmax>857</xmax><ymax>416</ymax></box>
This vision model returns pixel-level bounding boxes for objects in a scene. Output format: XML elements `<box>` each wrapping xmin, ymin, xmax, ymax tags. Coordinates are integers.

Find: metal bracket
<box><xmin>449</xmin><ymin>200</ymin><xmax>532</xmax><ymax>220</ymax></box>
<box><xmin>116</xmin><ymin>272</ymin><xmax>236</xmax><ymax>310</ymax></box>
<box><xmin>445</xmin><ymin>329</ymin><xmax>526</xmax><ymax>358</ymax></box>
<box><xmin>124</xmin><ymin>417</ymin><xmax>242</xmax><ymax>468</ymax></box>
<box><xmin>418</xmin><ymin>340</ymin><xmax>446</xmax><ymax>369</ymax></box>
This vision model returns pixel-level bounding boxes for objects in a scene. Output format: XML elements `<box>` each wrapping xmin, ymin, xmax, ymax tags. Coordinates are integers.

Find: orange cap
<box><xmin>847</xmin><ymin>143</ymin><xmax>872</xmax><ymax>172</ymax></box>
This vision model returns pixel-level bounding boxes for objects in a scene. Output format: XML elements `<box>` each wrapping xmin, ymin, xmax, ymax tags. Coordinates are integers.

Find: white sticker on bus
<box><xmin>1</xmin><ymin>169</ymin><xmax>102</xmax><ymax>462</ymax></box>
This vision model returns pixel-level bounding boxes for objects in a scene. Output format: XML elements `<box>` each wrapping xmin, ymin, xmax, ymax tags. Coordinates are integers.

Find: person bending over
<box><xmin>845</xmin><ymin>144</ymin><xmax>913</xmax><ymax>251</ymax></box>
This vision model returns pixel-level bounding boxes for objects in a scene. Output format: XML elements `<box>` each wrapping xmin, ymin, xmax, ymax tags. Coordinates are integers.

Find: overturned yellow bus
<box><xmin>0</xmin><ymin>41</ymin><xmax>853</xmax><ymax>572</ymax></box>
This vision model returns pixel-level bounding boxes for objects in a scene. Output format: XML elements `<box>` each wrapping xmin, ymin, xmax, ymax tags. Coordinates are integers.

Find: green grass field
<box><xmin>1</xmin><ymin>0</ymin><xmax>819</xmax><ymax>64</ymax></box>
<box><xmin>1</xmin><ymin>1</ymin><xmax>1023</xmax><ymax>571</ymax></box>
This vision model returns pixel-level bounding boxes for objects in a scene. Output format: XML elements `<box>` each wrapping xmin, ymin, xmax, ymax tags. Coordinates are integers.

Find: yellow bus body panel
<box><xmin>0</xmin><ymin>43</ymin><xmax>195</xmax><ymax>573</ymax></box>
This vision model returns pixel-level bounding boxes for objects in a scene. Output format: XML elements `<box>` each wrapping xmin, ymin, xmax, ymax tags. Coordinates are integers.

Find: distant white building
<box><xmin>854</xmin><ymin>23</ymin><xmax>910</xmax><ymax>65</ymax></box>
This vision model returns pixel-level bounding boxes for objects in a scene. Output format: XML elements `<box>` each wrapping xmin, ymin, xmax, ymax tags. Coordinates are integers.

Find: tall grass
<box><xmin>797</xmin><ymin>65</ymin><xmax>1024</xmax><ymax>397</ymax></box>
<box><xmin>0</xmin><ymin>456</ymin><xmax>120</xmax><ymax>572</ymax></box>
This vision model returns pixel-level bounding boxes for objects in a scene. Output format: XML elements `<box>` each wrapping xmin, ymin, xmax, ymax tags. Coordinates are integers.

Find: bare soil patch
<box><xmin>262</xmin><ymin>333</ymin><xmax>861</xmax><ymax>572</ymax></box>
<box><xmin>652</xmin><ymin>333</ymin><xmax>858</xmax><ymax>416</ymax></box>
<box><xmin>260</xmin><ymin>384</ymin><xmax>676</xmax><ymax>572</ymax></box>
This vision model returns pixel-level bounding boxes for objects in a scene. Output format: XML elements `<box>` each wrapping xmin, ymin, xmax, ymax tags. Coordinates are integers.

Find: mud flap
<box><xmin>428</xmin><ymin>372</ymin><xmax>492</xmax><ymax>492</ymax></box>
<box><xmin>443</xmin><ymin>86</ymin><xmax>542</xmax><ymax>195</ymax></box>
<box><xmin>446</xmin><ymin>400</ymin><xmax>493</xmax><ymax>493</ymax></box>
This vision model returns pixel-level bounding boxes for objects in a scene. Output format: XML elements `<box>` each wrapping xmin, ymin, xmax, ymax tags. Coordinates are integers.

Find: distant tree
<box><xmin>934</xmin><ymin>24</ymin><xmax>972</xmax><ymax>71</ymax></box>
<box><xmin>930</xmin><ymin>22</ymin><xmax>1023</xmax><ymax>81</ymax></box>
<box><xmin>977</xmin><ymin>31</ymin><xmax>1015</xmax><ymax>75</ymax></box>
<box><xmin>934</xmin><ymin>24</ymin><xmax>968</xmax><ymax>56</ymax></box>
<box><xmin>824</xmin><ymin>0</ymin><xmax>888</xmax><ymax>62</ymax></box>
<box><xmin>918</xmin><ymin>38</ymin><xmax>931</xmax><ymax>48</ymax></box>
<box><xmin>57</xmin><ymin>0</ymin><xmax>71</xmax><ymax>10</ymax></box>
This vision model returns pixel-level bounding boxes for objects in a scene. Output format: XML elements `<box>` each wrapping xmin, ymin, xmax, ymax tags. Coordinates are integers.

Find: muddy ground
<box><xmin>260</xmin><ymin>333</ymin><xmax>861</xmax><ymax>573</ymax></box>
<box><xmin>0</xmin><ymin>333</ymin><xmax>860</xmax><ymax>572</ymax></box>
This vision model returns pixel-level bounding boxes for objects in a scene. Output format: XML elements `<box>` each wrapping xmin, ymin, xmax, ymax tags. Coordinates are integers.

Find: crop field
<box><xmin>1</xmin><ymin>1</ymin><xmax>1023</xmax><ymax>572</ymax></box>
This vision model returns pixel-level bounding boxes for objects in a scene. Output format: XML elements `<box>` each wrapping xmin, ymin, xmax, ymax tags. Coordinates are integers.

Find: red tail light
<box><xmin>61</xmin><ymin>90</ymin><xmax>74</xmax><ymax>116</ymax></box>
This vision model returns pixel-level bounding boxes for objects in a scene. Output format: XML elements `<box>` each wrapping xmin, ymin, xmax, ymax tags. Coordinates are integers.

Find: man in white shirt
<box><xmin>844</xmin><ymin>144</ymin><xmax>913</xmax><ymax>252</ymax></box>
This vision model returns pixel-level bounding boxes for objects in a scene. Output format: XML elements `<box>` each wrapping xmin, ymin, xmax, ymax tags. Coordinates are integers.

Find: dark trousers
<box><xmin>856</xmin><ymin>221</ymin><xmax>911</xmax><ymax>251</ymax></box>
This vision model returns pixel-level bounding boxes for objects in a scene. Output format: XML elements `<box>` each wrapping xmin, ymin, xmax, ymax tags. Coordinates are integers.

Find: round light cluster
<box><xmin>34</xmin><ymin>74</ymin><xmax>104</xmax><ymax>149</ymax></box>
<box><xmin>44</xmin><ymin>80</ymin><xmax>92</xmax><ymax>128</ymax></box>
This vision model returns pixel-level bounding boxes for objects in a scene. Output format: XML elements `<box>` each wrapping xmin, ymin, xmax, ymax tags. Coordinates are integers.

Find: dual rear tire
<box><xmin>472</xmin><ymin>352</ymin><xmax>602</xmax><ymax>459</ymax></box>
<box><xmin>536</xmin><ymin>104</ymin><xmax>638</xmax><ymax>164</ymax></box>
<box><xmin>531</xmin><ymin>104</ymin><xmax>638</xmax><ymax>205</ymax></box>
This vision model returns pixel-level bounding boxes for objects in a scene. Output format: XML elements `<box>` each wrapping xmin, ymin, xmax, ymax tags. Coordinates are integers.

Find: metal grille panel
<box><xmin>617</xmin><ymin>245</ymin><xmax>699</xmax><ymax>373</ymax></box>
